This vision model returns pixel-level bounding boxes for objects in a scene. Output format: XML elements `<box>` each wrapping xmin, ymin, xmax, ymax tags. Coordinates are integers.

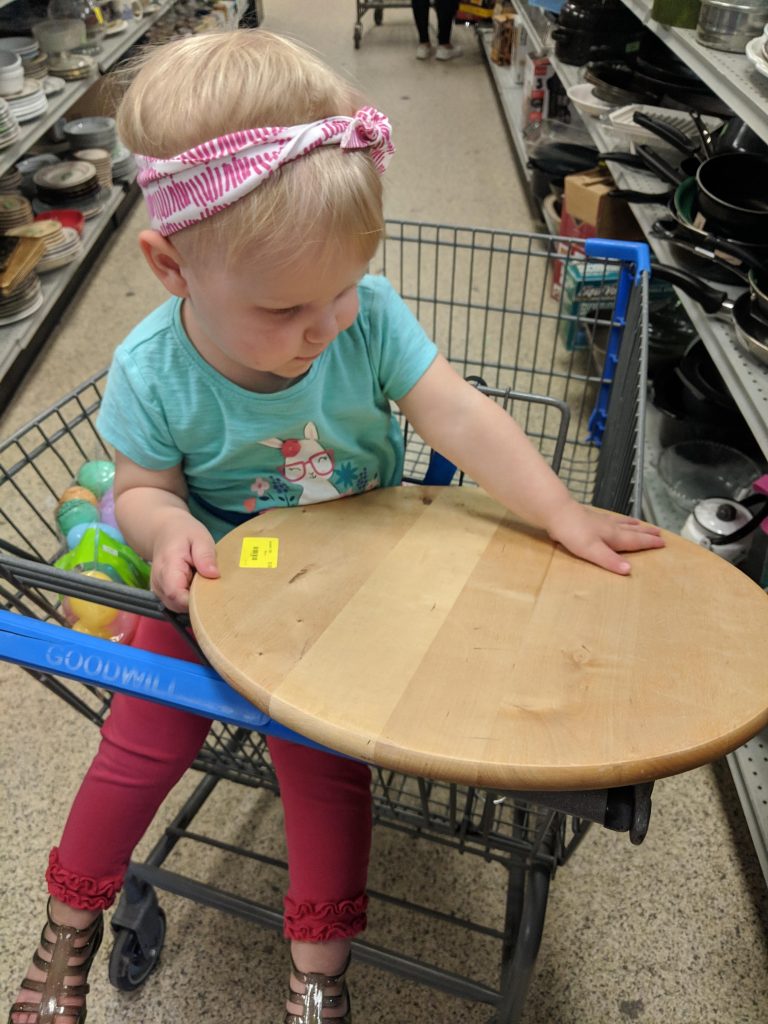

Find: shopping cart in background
<box><xmin>354</xmin><ymin>0</ymin><xmax>410</xmax><ymax>48</ymax></box>
<box><xmin>0</xmin><ymin>221</ymin><xmax>651</xmax><ymax>1022</ymax></box>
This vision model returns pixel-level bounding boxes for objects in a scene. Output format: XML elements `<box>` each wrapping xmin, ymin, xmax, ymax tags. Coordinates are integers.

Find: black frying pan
<box><xmin>633</xmin><ymin>117</ymin><xmax>768</xmax><ymax>243</ymax></box>
<box><xmin>651</xmin><ymin>262</ymin><xmax>768</xmax><ymax>366</ymax></box>
<box><xmin>695</xmin><ymin>154</ymin><xmax>768</xmax><ymax>243</ymax></box>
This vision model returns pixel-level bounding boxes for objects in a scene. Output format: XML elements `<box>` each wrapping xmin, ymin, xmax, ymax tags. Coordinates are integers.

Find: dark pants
<box><xmin>412</xmin><ymin>0</ymin><xmax>460</xmax><ymax>45</ymax></box>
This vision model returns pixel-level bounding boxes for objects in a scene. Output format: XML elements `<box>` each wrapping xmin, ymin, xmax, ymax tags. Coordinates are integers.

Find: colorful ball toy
<box><xmin>76</xmin><ymin>460</ymin><xmax>115</xmax><ymax>500</ymax></box>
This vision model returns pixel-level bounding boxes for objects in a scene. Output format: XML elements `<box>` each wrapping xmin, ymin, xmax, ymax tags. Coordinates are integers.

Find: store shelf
<box><xmin>728</xmin><ymin>734</ymin><xmax>768</xmax><ymax>885</ymax></box>
<box><xmin>478</xmin><ymin>29</ymin><xmax>532</xmax><ymax>183</ymax></box>
<box><xmin>0</xmin><ymin>76</ymin><xmax>98</xmax><ymax>179</ymax></box>
<box><xmin>0</xmin><ymin>0</ymin><xmax>176</xmax><ymax>180</ymax></box>
<box><xmin>504</xmin><ymin>20</ymin><xmax>768</xmax><ymax>458</ymax></box>
<box><xmin>0</xmin><ymin>184</ymin><xmax>126</xmax><ymax>381</ymax></box>
<box><xmin>97</xmin><ymin>0</ymin><xmax>176</xmax><ymax>73</ymax></box>
<box><xmin>621</xmin><ymin>0</ymin><xmax>768</xmax><ymax>145</ymax></box>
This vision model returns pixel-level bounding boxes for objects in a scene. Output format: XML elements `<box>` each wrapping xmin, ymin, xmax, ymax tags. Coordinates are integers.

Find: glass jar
<box><xmin>48</xmin><ymin>1</ymin><xmax>107</xmax><ymax>47</ymax></box>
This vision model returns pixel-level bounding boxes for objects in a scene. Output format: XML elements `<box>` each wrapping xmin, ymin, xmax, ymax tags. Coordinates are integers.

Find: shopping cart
<box><xmin>0</xmin><ymin>221</ymin><xmax>652</xmax><ymax>1022</ymax></box>
<box><xmin>354</xmin><ymin>0</ymin><xmax>408</xmax><ymax>48</ymax></box>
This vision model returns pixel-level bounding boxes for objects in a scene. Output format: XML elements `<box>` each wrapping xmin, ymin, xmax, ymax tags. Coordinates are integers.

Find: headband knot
<box><xmin>135</xmin><ymin>106</ymin><xmax>394</xmax><ymax>237</ymax></box>
<box><xmin>339</xmin><ymin>107</ymin><xmax>394</xmax><ymax>172</ymax></box>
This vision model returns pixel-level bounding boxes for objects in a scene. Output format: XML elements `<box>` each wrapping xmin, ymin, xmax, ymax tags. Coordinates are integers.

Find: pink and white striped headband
<box><xmin>134</xmin><ymin>106</ymin><xmax>394</xmax><ymax>237</ymax></box>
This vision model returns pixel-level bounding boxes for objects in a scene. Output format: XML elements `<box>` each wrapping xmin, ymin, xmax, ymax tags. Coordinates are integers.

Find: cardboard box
<box><xmin>490</xmin><ymin>10</ymin><xmax>516</xmax><ymax>65</ymax></box>
<box><xmin>458</xmin><ymin>1</ymin><xmax>495</xmax><ymax>18</ymax></box>
<box><xmin>562</xmin><ymin>168</ymin><xmax>644</xmax><ymax>242</ymax></box>
<box><xmin>521</xmin><ymin>53</ymin><xmax>554</xmax><ymax>126</ymax></box>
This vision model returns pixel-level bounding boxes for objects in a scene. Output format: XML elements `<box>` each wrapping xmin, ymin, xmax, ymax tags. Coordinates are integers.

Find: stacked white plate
<box><xmin>0</xmin><ymin>97</ymin><xmax>20</xmax><ymax>149</ymax></box>
<box><xmin>0</xmin><ymin>193</ymin><xmax>33</xmax><ymax>230</ymax></box>
<box><xmin>0</xmin><ymin>37</ymin><xmax>40</xmax><ymax>63</ymax></box>
<box><xmin>0</xmin><ymin>272</ymin><xmax>43</xmax><ymax>325</ymax></box>
<box><xmin>0</xmin><ymin>166</ymin><xmax>22</xmax><ymax>192</ymax></box>
<box><xmin>6</xmin><ymin>79</ymin><xmax>48</xmax><ymax>124</ymax></box>
<box><xmin>32</xmin><ymin>160</ymin><xmax>106</xmax><ymax>219</ymax></box>
<box><xmin>7</xmin><ymin>220</ymin><xmax>82</xmax><ymax>273</ymax></box>
<box><xmin>47</xmin><ymin>53</ymin><xmax>96</xmax><ymax>82</ymax></box>
<box><xmin>73</xmin><ymin>147</ymin><xmax>111</xmax><ymax>189</ymax></box>
<box><xmin>63</xmin><ymin>116</ymin><xmax>117</xmax><ymax>151</ymax></box>
<box><xmin>110</xmin><ymin>140</ymin><xmax>135</xmax><ymax>181</ymax></box>
<box><xmin>23</xmin><ymin>51</ymin><xmax>50</xmax><ymax>81</ymax></box>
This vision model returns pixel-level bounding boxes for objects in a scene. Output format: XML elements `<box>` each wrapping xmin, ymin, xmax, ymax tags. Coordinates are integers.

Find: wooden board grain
<box><xmin>190</xmin><ymin>486</ymin><xmax>768</xmax><ymax>790</ymax></box>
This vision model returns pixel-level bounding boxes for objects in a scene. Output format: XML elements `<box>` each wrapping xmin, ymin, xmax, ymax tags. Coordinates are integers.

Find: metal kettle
<box><xmin>681</xmin><ymin>493</ymin><xmax>768</xmax><ymax>563</ymax></box>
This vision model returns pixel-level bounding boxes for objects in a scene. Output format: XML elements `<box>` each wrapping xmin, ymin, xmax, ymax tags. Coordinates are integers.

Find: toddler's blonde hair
<box><xmin>117</xmin><ymin>30</ymin><xmax>385</xmax><ymax>268</ymax></box>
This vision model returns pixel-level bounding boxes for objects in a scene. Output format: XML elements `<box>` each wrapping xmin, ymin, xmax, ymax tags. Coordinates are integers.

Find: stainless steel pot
<box><xmin>696</xmin><ymin>0</ymin><xmax>768</xmax><ymax>52</ymax></box>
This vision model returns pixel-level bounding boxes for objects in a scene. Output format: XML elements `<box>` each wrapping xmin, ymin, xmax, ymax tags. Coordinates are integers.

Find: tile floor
<box><xmin>1</xmin><ymin>2</ymin><xmax>768</xmax><ymax>1022</ymax></box>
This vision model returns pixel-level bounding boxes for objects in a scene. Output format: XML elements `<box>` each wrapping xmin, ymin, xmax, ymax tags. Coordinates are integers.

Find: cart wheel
<box><xmin>374</xmin><ymin>5</ymin><xmax>384</xmax><ymax>24</ymax></box>
<box><xmin>354</xmin><ymin>25</ymin><xmax>362</xmax><ymax>48</ymax></box>
<box><xmin>108</xmin><ymin>908</ymin><xmax>166</xmax><ymax>991</ymax></box>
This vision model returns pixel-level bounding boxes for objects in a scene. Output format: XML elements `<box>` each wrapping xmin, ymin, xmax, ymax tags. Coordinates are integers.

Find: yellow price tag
<box><xmin>239</xmin><ymin>537</ymin><xmax>279</xmax><ymax>569</ymax></box>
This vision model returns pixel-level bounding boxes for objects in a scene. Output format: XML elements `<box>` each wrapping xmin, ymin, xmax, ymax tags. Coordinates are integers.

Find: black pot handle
<box><xmin>609</xmin><ymin>187</ymin><xmax>675</xmax><ymax>204</ymax></box>
<box><xmin>711</xmin><ymin>494</ymin><xmax>768</xmax><ymax>545</ymax></box>
<box><xmin>635</xmin><ymin>144</ymin><xmax>686</xmax><ymax>186</ymax></box>
<box><xmin>632</xmin><ymin>111</ymin><xmax>699</xmax><ymax>156</ymax></box>
<box><xmin>599</xmin><ymin>151</ymin><xmax>646</xmax><ymax>169</ymax></box>
<box><xmin>649</xmin><ymin>261</ymin><xmax>729</xmax><ymax>314</ymax></box>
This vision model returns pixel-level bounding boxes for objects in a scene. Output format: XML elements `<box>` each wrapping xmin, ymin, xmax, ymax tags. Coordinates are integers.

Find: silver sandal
<box><xmin>285</xmin><ymin>953</ymin><xmax>352</xmax><ymax>1023</ymax></box>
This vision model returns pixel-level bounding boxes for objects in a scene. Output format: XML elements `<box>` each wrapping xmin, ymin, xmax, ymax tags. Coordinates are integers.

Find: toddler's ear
<box><xmin>138</xmin><ymin>230</ymin><xmax>189</xmax><ymax>298</ymax></box>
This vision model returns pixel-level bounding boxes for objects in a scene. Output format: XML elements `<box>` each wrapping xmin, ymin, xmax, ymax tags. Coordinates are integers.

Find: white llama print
<box><xmin>259</xmin><ymin>423</ymin><xmax>340</xmax><ymax>504</ymax></box>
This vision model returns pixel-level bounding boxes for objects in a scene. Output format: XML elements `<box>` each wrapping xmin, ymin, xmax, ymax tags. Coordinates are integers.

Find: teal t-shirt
<box><xmin>97</xmin><ymin>274</ymin><xmax>438</xmax><ymax>540</ymax></box>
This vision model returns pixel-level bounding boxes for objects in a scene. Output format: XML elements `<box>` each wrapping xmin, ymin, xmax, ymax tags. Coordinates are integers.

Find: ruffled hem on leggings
<box><xmin>283</xmin><ymin>891</ymin><xmax>368</xmax><ymax>941</ymax></box>
<box><xmin>46</xmin><ymin>846</ymin><xmax>123</xmax><ymax>911</ymax></box>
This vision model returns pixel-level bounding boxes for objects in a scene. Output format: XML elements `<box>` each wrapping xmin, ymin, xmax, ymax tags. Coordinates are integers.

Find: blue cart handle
<box><xmin>583</xmin><ymin>239</ymin><xmax>651</xmax><ymax>281</ymax></box>
<box><xmin>585</xmin><ymin>239</ymin><xmax>650</xmax><ymax>445</ymax></box>
<box><xmin>0</xmin><ymin>609</ymin><xmax>328</xmax><ymax>751</ymax></box>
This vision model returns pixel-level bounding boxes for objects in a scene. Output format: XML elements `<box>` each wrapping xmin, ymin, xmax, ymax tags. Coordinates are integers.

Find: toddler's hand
<box><xmin>150</xmin><ymin>518</ymin><xmax>220</xmax><ymax>612</ymax></box>
<box><xmin>547</xmin><ymin>501</ymin><xmax>665</xmax><ymax>575</ymax></box>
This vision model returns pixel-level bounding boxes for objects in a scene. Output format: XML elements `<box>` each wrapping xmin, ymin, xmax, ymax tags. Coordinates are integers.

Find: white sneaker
<box><xmin>415</xmin><ymin>43</ymin><xmax>432</xmax><ymax>60</ymax></box>
<box><xmin>436</xmin><ymin>44</ymin><xmax>463</xmax><ymax>61</ymax></box>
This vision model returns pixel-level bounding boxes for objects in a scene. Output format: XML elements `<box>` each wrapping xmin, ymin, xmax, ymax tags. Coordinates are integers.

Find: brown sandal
<box><xmin>285</xmin><ymin>953</ymin><xmax>352</xmax><ymax>1023</ymax></box>
<box><xmin>7</xmin><ymin>900</ymin><xmax>103</xmax><ymax>1024</ymax></box>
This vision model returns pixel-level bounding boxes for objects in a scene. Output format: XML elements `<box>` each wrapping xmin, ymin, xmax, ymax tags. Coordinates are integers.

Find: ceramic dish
<box><xmin>0</xmin><ymin>37</ymin><xmax>39</xmax><ymax>59</ymax></box>
<box><xmin>105</xmin><ymin>19</ymin><xmax>128</xmax><ymax>35</ymax></box>
<box><xmin>43</xmin><ymin>76</ymin><xmax>66</xmax><ymax>95</ymax></box>
<box><xmin>34</xmin><ymin>208</ymin><xmax>86</xmax><ymax>233</ymax></box>
<box><xmin>566</xmin><ymin>82</ymin><xmax>614</xmax><ymax>118</ymax></box>
<box><xmin>33</xmin><ymin>160</ymin><xmax>96</xmax><ymax>190</ymax></box>
<box><xmin>745</xmin><ymin>36</ymin><xmax>768</xmax><ymax>80</ymax></box>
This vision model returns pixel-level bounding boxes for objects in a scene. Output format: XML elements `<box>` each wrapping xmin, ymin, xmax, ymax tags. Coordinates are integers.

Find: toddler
<box><xmin>8</xmin><ymin>28</ymin><xmax>662</xmax><ymax>1024</ymax></box>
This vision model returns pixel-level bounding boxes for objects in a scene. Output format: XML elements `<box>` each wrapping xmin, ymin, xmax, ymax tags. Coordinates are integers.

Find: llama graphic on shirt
<box><xmin>258</xmin><ymin>423</ymin><xmax>340</xmax><ymax>504</ymax></box>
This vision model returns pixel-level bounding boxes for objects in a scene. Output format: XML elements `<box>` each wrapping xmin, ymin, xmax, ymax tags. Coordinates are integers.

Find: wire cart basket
<box><xmin>0</xmin><ymin>221</ymin><xmax>652</xmax><ymax>1022</ymax></box>
<box><xmin>354</xmin><ymin>0</ymin><xmax>407</xmax><ymax>48</ymax></box>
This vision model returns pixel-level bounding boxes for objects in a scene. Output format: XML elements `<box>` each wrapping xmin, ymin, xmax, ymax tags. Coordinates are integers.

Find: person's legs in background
<box><xmin>411</xmin><ymin>0</ymin><xmax>433</xmax><ymax>59</ymax></box>
<box><xmin>412</xmin><ymin>1</ymin><xmax>463</xmax><ymax>61</ymax></box>
<box><xmin>435</xmin><ymin>0</ymin><xmax>463</xmax><ymax>60</ymax></box>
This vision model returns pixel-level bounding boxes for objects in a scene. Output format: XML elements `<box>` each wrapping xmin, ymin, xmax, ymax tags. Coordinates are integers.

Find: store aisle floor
<box><xmin>2</xmin><ymin>3</ymin><xmax>767</xmax><ymax>1023</ymax></box>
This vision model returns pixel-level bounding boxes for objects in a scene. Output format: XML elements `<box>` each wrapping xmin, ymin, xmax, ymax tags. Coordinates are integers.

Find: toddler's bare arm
<box><xmin>113</xmin><ymin>451</ymin><xmax>220</xmax><ymax>611</ymax></box>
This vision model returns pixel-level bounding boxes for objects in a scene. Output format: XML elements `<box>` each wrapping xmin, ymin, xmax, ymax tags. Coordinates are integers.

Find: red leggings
<box><xmin>46</xmin><ymin>618</ymin><xmax>372</xmax><ymax>942</ymax></box>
